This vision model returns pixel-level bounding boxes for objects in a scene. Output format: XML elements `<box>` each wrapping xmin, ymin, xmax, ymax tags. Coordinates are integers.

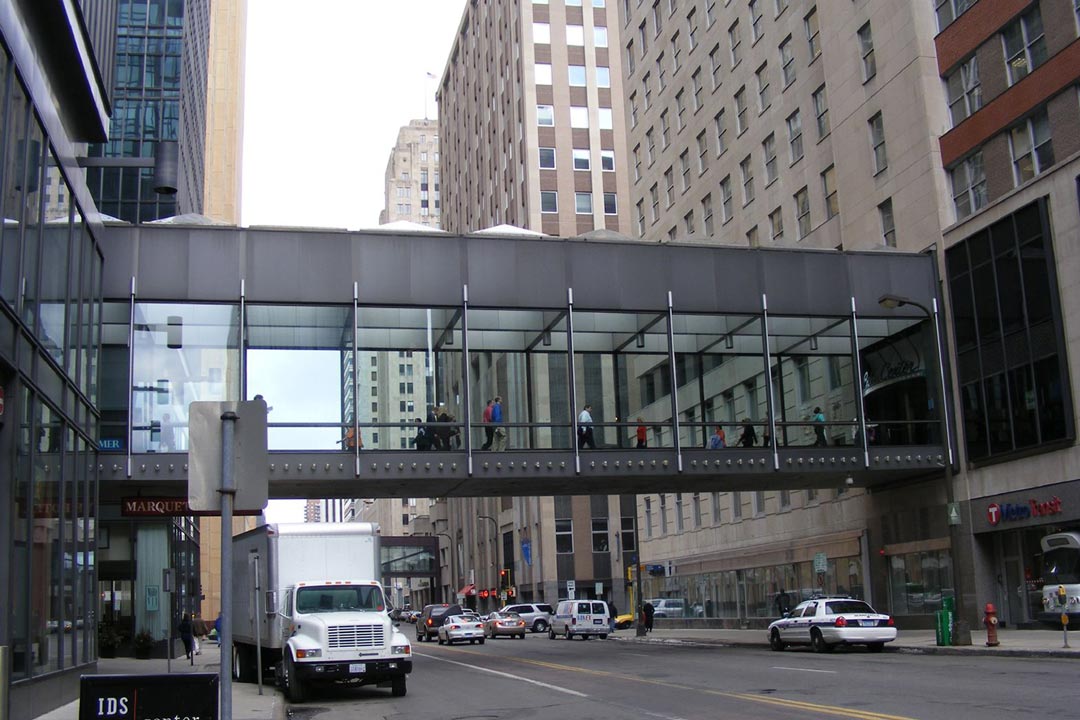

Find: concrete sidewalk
<box><xmin>613</xmin><ymin>626</ymin><xmax>1080</xmax><ymax>657</ymax></box>
<box><xmin>34</xmin><ymin>644</ymin><xmax>285</xmax><ymax>720</ymax></box>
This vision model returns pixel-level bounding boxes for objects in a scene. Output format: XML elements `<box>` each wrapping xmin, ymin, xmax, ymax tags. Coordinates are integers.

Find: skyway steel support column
<box><xmin>463</xmin><ymin>285</ymin><xmax>473</xmax><ymax>475</ymax></box>
<box><xmin>126</xmin><ymin>276</ymin><xmax>136</xmax><ymax>478</ymax></box>
<box><xmin>850</xmin><ymin>297</ymin><xmax>870</xmax><ymax>469</ymax></box>
<box><xmin>568</xmin><ymin>288</ymin><xmax>580</xmax><ymax>474</ymax></box>
<box><xmin>760</xmin><ymin>294</ymin><xmax>779</xmax><ymax>471</ymax></box>
<box><xmin>239</xmin><ymin>278</ymin><xmax>246</xmax><ymax>399</ymax></box>
<box><xmin>665</xmin><ymin>291</ymin><xmax>682</xmax><ymax>471</ymax></box>
<box><xmin>353</xmin><ymin>282</ymin><xmax>360</xmax><ymax>476</ymax></box>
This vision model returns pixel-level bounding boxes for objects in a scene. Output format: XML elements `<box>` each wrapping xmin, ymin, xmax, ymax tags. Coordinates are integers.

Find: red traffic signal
<box><xmin>480</xmin><ymin>589</ymin><xmax>489</xmax><ymax>599</ymax></box>
<box><xmin>499</xmin><ymin>569</ymin><xmax>507</xmax><ymax>577</ymax></box>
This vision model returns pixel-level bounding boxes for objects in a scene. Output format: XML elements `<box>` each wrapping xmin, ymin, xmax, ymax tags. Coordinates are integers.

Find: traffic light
<box><xmin>507</xmin><ymin>586</ymin><xmax>516</xmax><ymax>598</ymax></box>
<box><xmin>480</xmin><ymin>589</ymin><xmax>489</xmax><ymax>599</ymax></box>
<box><xmin>499</xmin><ymin>568</ymin><xmax>512</xmax><ymax>589</ymax></box>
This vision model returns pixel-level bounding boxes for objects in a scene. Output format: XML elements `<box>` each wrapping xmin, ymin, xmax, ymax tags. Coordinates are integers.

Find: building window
<box><xmin>657</xmin><ymin>52</ymin><xmax>667</xmax><ymax>91</ymax></box>
<box><xmin>729</xmin><ymin>20</ymin><xmax>742</xmax><ymax>67</ymax></box>
<box><xmin>714</xmin><ymin>110</ymin><xmax>727</xmax><ymax>154</ymax></box>
<box><xmin>664</xmin><ymin>167</ymin><xmax>675</xmax><ymax>206</ymax></box>
<box><xmin>660</xmin><ymin>110</ymin><xmax>671</xmax><ymax>147</ymax></box>
<box><xmin>692</xmin><ymin>493</ymin><xmax>702</xmax><ymax>527</ymax></box>
<box><xmin>740</xmin><ymin>155</ymin><xmax>755</xmax><ymax>204</ymax></box>
<box><xmin>692</xmin><ymin>69</ymin><xmax>704</xmax><ymax>111</ymax></box>
<box><xmin>812</xmin><ymin>84</ymin><xmax>829</xmax><ymax>137</ymax></box>
<box><xmin>659</xmin><ymin>494</ymin><xmax>669</xmax><ymax>534</ymax></box>
<box><xmin>675</xmin><ymin>493</ymin><xmax>685</xmax><ymax>532</ymax></box>
<box><xmin>858</xmin><ymin>22</ymin><xmax>876</xmax><ymax>81</ymax></box>
<box><xmin>541</xmin><ymin>191</ymin><xmax>558</xmax><ymax>213</ymax></box>
<box><xmin>567</xmin><ymin>24</ymin><xmax>585</xmax><ymax>46</ymax></box>
<box><xmin>794</xmin><ymin>187</ymin><xmax>810</xmax><ymax>239</ymax></box>
<box><xmin>805</xmin><ymin>7</ymin><xmax>820</xmax><ymax>59</ymax></box>
<box><xmin>569</xmin><ymin>65</ymin><xmax>587</xmax><ymax>86</ymax></box>
<box><xmin>780</xmin><ymin>489</ymin><xmax>791</xmax><ymax>509</ymax></box>
<box><xmin>537</xmin><ymin>105</ymin><xmax>554</xmax><ymax>126</ymax></box>
<box><xmin>601</xmin><ymin>150</ymin><xmax>615</xmax><ymax>171</ymax></box>
<box><xmin>709</xmin><ymin>44</ymin><xmax>723</xmax><ymax>88</ymax></box>
<box><xmin>711</xmin><ymin>492</ymin><xmax>722</xmax><ymax>524</ymax></box>
<box><xmin>780</xmin><ymin>36</ymin><xmax>795</xmax><ymax>86</ymax></box>
<box><xmin>591</xmin><ymin>518</ymin><xmax>609</xmax><ymax>552</ymax></box>
<box><xmin>556</xmin><ymin>519</ymin><xmax>574</xmax><ymax>553</ymax></box>
<box><xmin>762</xmin><ymin>133</ymin><xmax>777</xmax><ymax>184</ymax></box>
<box><xmin>533</xmin><ymin>22</ymin><xmax>551</xmax><ymax>43</ymax></box>
<box><xmin>535</xmin><ymin>63</ymin><xmax>553</xmax><ymax>85</ymax></box>
<box><xmin>668</xmin><ymin>226</ymin><xmax>678</xmax><ymax>242</ymax></box>
<box><xmin>720</xmin><ymin>175</ymin><xmax>733</xmax><ymax>220</ymax></box>
<box><xmin>935</xmin><ymin>0</ymin><xmax>978</xmax><ymax>31</ymax></box>
<box><xmin>676</xmin><ymin>90</ymin><xmax>687</xmax><ymax>129</ymax></box>
<box><xmin>794</xmin><ymin>356</ymin><xmax>811</xmax><ymax>402</ymax></box>
<box><xmin>879</xmin><ymin>198</ymin><xmax>895</xmax><ymax>247</ymax></box>
<box><xmin>697</xmin><ymin>131</ymin><xmax>709</xmax><ymax>174</ymax></box>
<box><xmin>539</xmin><ymin>147</ymin><xmax>556</xmax><ymax>169</ymax></box>
<box><xmin>769</xmin><ymin>206</ymin><xmax>784</xmax><ymax>241</ymax></box>
<box><xmin>604</xmin><ymin>193</ymin><xmax>618</xmax><ymax>215</ymax></box>
<box><xmin>787</xmin><ymin>110</ymin><xmax>803</xmax><ymax>163</ymax></box>
<box><xmin>646</xmin><ymin>128</ymin><xmax>657</xmax><ymax>164</ymax></box>
<box><xmin>653</xmin><ymin>0</ymin><xmax>664</xmax><ymax>35</ymax></box>
<box><xmin>869</xmin><ymin>112</ymin><xmax>887</xmax><ymax>173</ymax></box>
<box><xmin>645</xmin><ymin>497</ymin><xmax>653</xmax><ymax>537</ymax></box>
<box><xmin>595</xmin><ymin>26</ymin><xmax>609</xmax><ymax>47</ymax></box>
<box><xmin>750</xmin><ymin>0</ymin><xmax>763</xmax><ymax>41</ymax></box>
<box><xmin>735</xmin><ymin>86</ymin><xmax>748</xmax><ymax>134</ymax></box>
<box><xmin>746</xmin><ymin>225</ymin><xmax>759</xmax><ymax>246</ymax></box>
<box><xmin>732</xmin><ymin>491</ymin><xmax>743</xmax><ymax>519</ymax></box>
<box><xmin>597</xmin><ymin>67</ymin><xmax>612</xmax><ymax>88</ymax></box>
<box><xmin>573</xmin><ymin>149</ymin><xmax>591</xmax><ymax>170</ymax></box>
<box><xmin>626</xmin><ymin>40</ymin><xmax>636</xmax><ymax>73</ymax></box>
<box><xmin>684</xmin><ymin>209</ymin><xmax>695</xmax><ymax>234</ymax></box>
<box><xmin>702</xmin><ymin>193</ymin><xmax>715</xmax><ymax>235</ymax></box>
<box><xmin>650</xmin><ymin>183</ymin><xmax>660</xmax><ymax>221</ymax></box>
<box><xmin>680</xmin><ymin>149</ymin><xmax>692</xmax><ymax>190</ymax></box>
<box><xmin>822</xmin><ymin>164</ymin><xmax>838</xmax><ymax>219</ymax></box>
<box><xmin>1002</xmin><ymin>8</ymin><xmax>1046</xmax><ymax>86</ymax></box>
<box><xmin>756</xmin><ymin>63</ymin><xmax>770</xmax><ymax>111</ymax></box>
<box><xmin>1009</xmin><ymin>108</ymin><xmax>1054</xmax><ymax>185</ymax></box>
<box><xmin>688</xmin><ymin>8</ymin><xmax>699</xmax><ymax>49</ymax></box>
<box><xmin>575</xmin><ymin>192</ymin><xmax>593</xmax><ymax>214</ymax></box>
<box><xmin>671</xmin><ymin>32</ymin><xmax>682</xmax><ymax>72</ymax></box>
<box><xmin>633</xmin><ymin>144</ymin><xmax>642</xmax><ymax>180</ymax></box>
<box><xmin>636</xmin><ymin>200</ymin><xmax>646</xmax><ymax>236</ymax></box>
<box><xmin>946</xmin><ymin>56</ymin><xmax>982</xmax><ymax>127</ymax></box>
<box><xmin>643</xmin><ymin>71</ymin><xmax>652</xmax><ymax>108</ymax></box>
<box><xmin>945</xmin><ymin>198</ymin><xmax>1072</xmax><ymax>462</ymax></box>
<box><xmin>950</xmin><ymin>151</ymin><xmax>987</xmax><ymax>220</ymax></box>
<box><xmin>570</xmin><ymin>106</ymin><xmax>589</xmax><ymax>128</ymax></box>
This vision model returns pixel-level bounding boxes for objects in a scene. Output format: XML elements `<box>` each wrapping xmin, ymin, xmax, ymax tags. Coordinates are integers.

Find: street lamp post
<box><xmin>878</xmin><ymin>293</ymin><xmax>971</xmax><ymax>645</ymax></box>
<box><xmin>478</xmin><ymin>515</ymin><xmax>499</xmax><ymax>603</ymax></box>
<box><xmin>435</xmin><ymin>531</ymin><xmax>455</xmax><ymax>604</ymax></box>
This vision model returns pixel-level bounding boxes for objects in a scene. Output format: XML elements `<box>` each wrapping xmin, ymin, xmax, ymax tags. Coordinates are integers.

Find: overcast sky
<box><xmin>240</xmin><ymin>0</ymin><xmax>466</xmax><ymax>230</ymax></box>
<box><xmin>244</xmin><ymin>1</ymin><xmax>467</xmax><ymax>522</ymax></box>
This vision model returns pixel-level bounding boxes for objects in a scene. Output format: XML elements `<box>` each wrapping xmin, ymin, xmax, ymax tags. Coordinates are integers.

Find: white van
<box><xmin>549</xmin><ymin>600</ymin><xmax>610</xmax><ymax>640</ymax></box>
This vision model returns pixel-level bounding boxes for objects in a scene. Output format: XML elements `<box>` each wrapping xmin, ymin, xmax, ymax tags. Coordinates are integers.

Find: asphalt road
<box><xmin>281</xmin><ymin>632</ymin><xmax>1077</xmax><ymax>720</ymax></box>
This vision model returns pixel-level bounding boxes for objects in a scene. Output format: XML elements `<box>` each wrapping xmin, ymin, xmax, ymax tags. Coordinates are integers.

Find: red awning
<box><xmin>458</xmin><ymin>584</ymin><xmax>476</xmax><ymax>596</ymax></box>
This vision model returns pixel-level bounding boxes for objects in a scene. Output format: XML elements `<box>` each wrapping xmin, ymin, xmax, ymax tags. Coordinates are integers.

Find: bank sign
<box><xmin>987</xmin><ymin>496</ymin><xmax>1063</xmax><ymax>526</ymax></box>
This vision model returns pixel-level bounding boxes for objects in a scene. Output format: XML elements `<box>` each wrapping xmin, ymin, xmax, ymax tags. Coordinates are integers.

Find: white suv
<box><xmin>499</xmin><ymin>603</ymin><xmax>555</xmax><ymax>633</ymax></box>
<box><xmin>646</xmin><ymin>598</ymin><xmax>689</xmax><ymax>618</ymax></box>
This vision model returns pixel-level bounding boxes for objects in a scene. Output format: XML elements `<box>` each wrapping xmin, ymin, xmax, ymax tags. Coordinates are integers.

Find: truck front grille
<box><xmin>327</xmin><ymin>624</ymin><xmax>385</xmax><ymax>649</ymax></box>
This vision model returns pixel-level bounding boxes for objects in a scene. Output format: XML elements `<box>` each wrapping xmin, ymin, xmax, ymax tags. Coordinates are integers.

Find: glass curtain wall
<box><xmin>466</xmin><ymin>308</ymin><xmax>570</xmax><ymax>450</ymax></box>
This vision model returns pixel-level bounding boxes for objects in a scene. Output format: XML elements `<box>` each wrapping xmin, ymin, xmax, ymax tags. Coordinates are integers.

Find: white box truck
<box><xmin>231</xmin><ymin>522</ymin><xmax>412</xmax><ymax>701</ymax></box>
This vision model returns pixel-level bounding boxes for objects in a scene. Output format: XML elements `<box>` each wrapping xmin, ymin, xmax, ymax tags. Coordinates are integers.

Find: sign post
<box><xmin>566</xmin><ymin>580</ymin><xmax>576</xmax><ymax>600</ymax></box>
<box><xmin>189</xmin><ymin>400</ymin><xmax>268</xmax><ymax>720</ymax></box>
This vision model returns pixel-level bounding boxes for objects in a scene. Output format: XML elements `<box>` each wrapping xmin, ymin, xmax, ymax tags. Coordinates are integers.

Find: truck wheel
<box><xmin>478</xmin><ymin>638</ymin><xmax>485</xmax><ymax>645</ymax></box>
<box><xmin>232</xmin><ymin>644</ymin><xmax>255</xmax><ymax>683</ymax></box>
<box><xmin>599</xmin><ymin>634</ymin><xmax>608</xmax><ymax>640</ymax></box>
<box><xmin>548</xmin><ymin>627</ymin><xmax>556</xmax><ymax>640</ymax></box>
<box><xmin>565</xmin><ymin>628</ymin><xmax>573</xmax><ymax>640</ymax></box>
<box><xmin>391</xmin><ymin>676</ymin><xmax>407</xmax><ymax>697</ymax></box>
<box><xmin>285</xmin><ymin>655</ymin><xmax>306</xmax><ymax>703</ymax></box>
<box><xmin>533</xmin><ymin>619</ymin><xmax>548</xmax><ymax>633</ymax></box>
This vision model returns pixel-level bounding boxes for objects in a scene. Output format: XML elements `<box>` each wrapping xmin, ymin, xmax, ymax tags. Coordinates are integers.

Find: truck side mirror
<box><xmin>265</xmin><ymin>591</ymin><xmax>277</xmax><ymax>617</ymax></box>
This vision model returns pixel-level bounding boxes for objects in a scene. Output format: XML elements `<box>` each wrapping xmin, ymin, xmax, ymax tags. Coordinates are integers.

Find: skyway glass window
<box><xmin>1002</xmin><ymin>8</ymin><xmax>1046</xmax><ymax>85</ymax></box>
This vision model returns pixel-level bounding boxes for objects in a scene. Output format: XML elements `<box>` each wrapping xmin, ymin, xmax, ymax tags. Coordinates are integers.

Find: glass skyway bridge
<box><xmin>97</xmin><ymin>225</ymin><xmax>950</xmax><ymax>500</ymax></box>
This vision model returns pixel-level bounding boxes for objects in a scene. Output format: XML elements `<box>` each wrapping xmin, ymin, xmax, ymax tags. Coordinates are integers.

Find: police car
<box><xmin>767</xmin><ymin>597</ymin><xmax>896</xmax><ymax>653</ymax></box>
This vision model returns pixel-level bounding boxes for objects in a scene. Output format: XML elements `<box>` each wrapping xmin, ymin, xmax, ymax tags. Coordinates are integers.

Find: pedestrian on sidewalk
<box><xmin>179</xmin><ymin>614</ymin><xmax>194</xmax><ymax>660</ymax></box>
<box><xmin>643</xmin><ymin>601</ymin><xmax>655</xmax><ymax>633</ymax></box>
<box><xmin>215</xmin><ymin>612</ymin><xmax>223</xmax><ymax>646</ymax></box>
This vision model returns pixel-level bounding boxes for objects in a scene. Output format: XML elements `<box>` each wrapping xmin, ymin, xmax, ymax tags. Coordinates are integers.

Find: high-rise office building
<box><xmin>379</xmin><ymin>118</ymin><xmax>441</xmax><ymax>227</ymax></box>
<box><xmin>84</xmin><ymin>0</ymin><xmax>213</xmax><ymax>223</ymax></box>
<box><xmin>435</xmin><ymin>0</ymin><xmax>636</xmax><ymax>612</ymax></box>
<box><xmin>620</xmin><ymin>0</ymin><xmax>1080</xmax><ymax>629</ymax></box>
<box><xmin>439</xmin><ymin>0</ymin><xmax>632</xmax><ymax>236</ymax></box>
<box><xmin>202</xmin><ymin>0</ymin><xmax>248</xmax><ymax>224</ymax></box>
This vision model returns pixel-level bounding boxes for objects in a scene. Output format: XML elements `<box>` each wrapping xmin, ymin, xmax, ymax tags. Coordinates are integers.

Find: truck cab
<box><xmin>276</xmin><ymin>580</ymin><xmax>412</xmax><ymax>701</ymax></box>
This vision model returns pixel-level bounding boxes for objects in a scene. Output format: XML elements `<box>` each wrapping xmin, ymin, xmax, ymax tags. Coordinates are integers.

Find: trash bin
<box><xmin>942</xmin><ymin>596</ymin><xmax>956</xmax><ymax>646</ymax></box>
<box><xmin>934</xmin><ymin>610</ymin><xmax>945</xmax><ymax>646</ymax></box>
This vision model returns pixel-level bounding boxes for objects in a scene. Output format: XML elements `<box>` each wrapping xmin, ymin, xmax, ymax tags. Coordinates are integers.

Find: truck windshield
<box><xmin>296</xmin><ymin>585</ymin><xmax>385</xmax><ymax>614</ymax></box>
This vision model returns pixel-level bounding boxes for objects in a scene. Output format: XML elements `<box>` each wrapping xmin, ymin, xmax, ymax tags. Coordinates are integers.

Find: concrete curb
<box><xmin>610</xmin><ymin>634</ymin><xmax>1080</xmax><ymax>659</ymax></box>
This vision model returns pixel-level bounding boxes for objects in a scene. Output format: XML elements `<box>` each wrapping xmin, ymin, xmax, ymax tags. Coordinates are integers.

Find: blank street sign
<box><xmin>188</xmin><ymin>400</ymin><xmax>268</xmax><ymax>512</ymax></box>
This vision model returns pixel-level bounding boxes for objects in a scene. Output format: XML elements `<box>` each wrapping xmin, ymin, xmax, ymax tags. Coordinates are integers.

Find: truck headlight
<box><xmin>295</xmin><ymin>649</ymin><xmax>321</xmax><ymax>659</ymax></box>
<box><xmin>391</xmin><ymin>644</ymin><xmax>411</xmax><ymax>655</ymax></box>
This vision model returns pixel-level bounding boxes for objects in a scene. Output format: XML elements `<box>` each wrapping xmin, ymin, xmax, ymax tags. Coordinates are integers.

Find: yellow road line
<box><xmin>427</xmin><ymin>645</ymin><xmax>918</xmax><ymax>720</ymax></box>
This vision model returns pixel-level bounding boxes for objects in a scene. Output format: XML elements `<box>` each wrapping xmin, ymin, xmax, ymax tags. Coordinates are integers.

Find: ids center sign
<box><xmin>80</xmin><ymin>674</ymin><xmax>217</xmax><ymax>720</ymax></box>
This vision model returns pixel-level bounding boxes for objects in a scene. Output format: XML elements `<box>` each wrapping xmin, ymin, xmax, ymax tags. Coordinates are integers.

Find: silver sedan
<box><xmin>437</xmin><ymin>615</ymin><xmax>487</xmax><ymax>645</ymax></box>
<box><xmin>484</xmin><ymin>611</ymin><xmax>527</xmax><ymax>639</ymax></box>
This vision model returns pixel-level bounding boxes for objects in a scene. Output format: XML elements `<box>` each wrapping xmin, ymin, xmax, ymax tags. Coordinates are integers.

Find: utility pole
<box><xmin>478</xmin><ymin>515</ymin><xmax>499</xmax><ymax>601</ymax></box>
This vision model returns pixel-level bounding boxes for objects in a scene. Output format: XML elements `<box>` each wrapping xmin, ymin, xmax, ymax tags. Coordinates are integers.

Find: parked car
<box><xmin>549</xmin><ymin>600</ymin><xmax>610</xmax><ymax>640</ymax></box>
<box><xmin>416</xmin><ymin>603</ymin><xmax>462</xmax><ymax>642</ymax></box>
<box><xmin>614</xmin><ymin>612</ymin><xmax>635</xmax><ymax>630</ymax></box>
<box><xmin>484</xmin><ymin>611</ymin><xmax>527</xmax><ymax>639</ymax></box>
<box><xmin>645</xmin><ymin>598</ymin><xmax>689</xmax><ymax>618</ymax></box>
<box><xmin>767</xmin><ymin>597</ymin><xmax>897</xmax><ymax>653</ymax></box>
<box><xmin>437</xmin><ymin>614</ymin><xmax>486</xmax><ymax>645</ymax></box>
<box><xmin>499</xmin><ymin>603</ymin><xmax>555</xmax><ymax>633</ymax></box>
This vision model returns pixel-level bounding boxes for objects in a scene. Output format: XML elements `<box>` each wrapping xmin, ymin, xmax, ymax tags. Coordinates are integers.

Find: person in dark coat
<box><xmin>643</xmin><ymin>601</ymin><xmax>655</xmax><ymax>633</ymax></box>
<box><xmin>214</xmin><ymin>613</ymin><xmax>223</xmax><ymax>646</ymax></box>
<box><xmin>179</xmin><ymin>614</ymin><xmax>194</xmax><ymax>659</ymax></box>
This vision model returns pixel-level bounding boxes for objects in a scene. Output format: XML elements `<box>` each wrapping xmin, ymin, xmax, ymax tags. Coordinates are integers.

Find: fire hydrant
<box><xmin>983</xmin><ymin>603</ymin><xmax>1000</xmax><ymax>647</ymax></box>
